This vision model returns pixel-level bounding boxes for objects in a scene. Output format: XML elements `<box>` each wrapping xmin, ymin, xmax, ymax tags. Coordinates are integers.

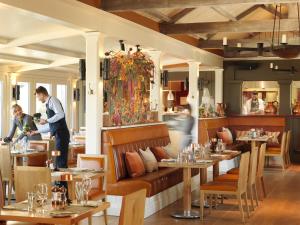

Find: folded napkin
<box><xmin>49</xmin><ymin>211</ymin><xmax>74</xmax><ymax>217</ymax></box>
<box><xmin>195</xmin><ymin>159</ymin><xmax>213</xmax><ymax>164</ymax></box>
<box><xmin>210</xmin><ymin>154</ymin><xmax>226</xmax><ymax>157</ymax></box>
<box><xmin>71</xmin><ymin>201</ymin><xmax>101</xmax><ymax>208</ymax></box>
<box><xmin>161</xmin><ymin>159</ymin><xmax>177</xmax><ymax>163</ymax></box>
<box><xmin>3</xmin><ymin>205</ymin><xmax>27</xmax><ymax>211</ymax></box>
<box><xmin>223</xmin><ymin>150</ymin><xmax>239</xmax><ymax>153</ymax></box>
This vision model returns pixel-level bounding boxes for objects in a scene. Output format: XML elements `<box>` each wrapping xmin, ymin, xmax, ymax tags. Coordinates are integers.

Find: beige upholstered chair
<box><xmin>0</xmin><ymin>145</ymin><xmax>13</xmax><ymax>204</ymax></box>
<box><xmin>0</xmin><ymin>171</ymin><xmax>4</xmax><ymax>208</ymax></box>
<box><xmin>215</xmin><ymin>148</ymin><xmax>259</xmax><ymax>211</ymax></box>
<box><xmin>284</xmin><ymin>130</ymin><xmax>291</xmax><ymax>167</ymax></box>
<box><xmin>14</xmin><ymin>166</ymin><xmax>51</xmax><ymax>202</ymax></box>
<box><xmin>265</xmin><ymin>132</ymin><xmax>287</xmax><ymax>171</ymax></box>
<box><xmin>257</xmin><ymin>143</ymin><xmax>267</xmax><ymax>199</ymax></box>
<box><xmin>77</xmin><ymin>154</ymin><xmax>107</xmax><ymax>225</ymax></box>
<box><xmin>200</xmin><ymin>152</ymin><xmax>251</xmax><ymax>223</ymax></box>
<box><xmin>118</xmin><ymin>189</ymin><xmax>147</xmax><ymax>225</ymax></box>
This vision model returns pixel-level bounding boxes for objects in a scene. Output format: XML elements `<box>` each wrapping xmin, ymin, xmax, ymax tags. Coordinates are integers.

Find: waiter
<box><xmin>31</xmin><ymin>86</ymin><xmax>70</xmax><ymax>168</ymax></box>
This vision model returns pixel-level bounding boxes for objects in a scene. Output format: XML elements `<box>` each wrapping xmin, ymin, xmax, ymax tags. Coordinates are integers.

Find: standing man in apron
<box><xmin>32</xmin><ymin>86</ymin><xmax>70</xmax><ymax>169</ymax></box>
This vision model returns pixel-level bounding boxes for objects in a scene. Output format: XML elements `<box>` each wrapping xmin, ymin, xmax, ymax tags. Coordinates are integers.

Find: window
<box><xmin>0</xmin><ymin>81</ymin><xmax>2</xmax><ymax>137</ymax></box>
<box><xmin>36</xmin><ymin>83</ymin><xmax>51</xmax><ymax>118</ymax></box>
<box><xmin>56</xmin><ymin>84</ymin><xmax>67</xmax><ymax>113</ymax></box>
<box><xmin>17</xmin><ymin>82</ymin><xmax>30</xmax><ymax>114</ymax></box>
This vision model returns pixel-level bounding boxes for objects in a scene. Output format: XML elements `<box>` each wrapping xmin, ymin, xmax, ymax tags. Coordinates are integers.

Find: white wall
<box><xmin>0</xmin><ymin>69</ymin><xmax>78</xmax><ymax>136</ymax></box>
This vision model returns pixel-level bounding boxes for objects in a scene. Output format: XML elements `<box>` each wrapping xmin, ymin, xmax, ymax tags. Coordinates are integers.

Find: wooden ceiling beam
<box><xmin>168</xmin><ymin>8</ymin><xmax>196</xmax><ymax>23</ymax></box>
<box><xmin>211</xmin><ymin>6</ymin><xmax>237</xmax><ymax>21</ymax></box>
<box><xmin>160</xmin><ymin>19</ymin><xmax>299</xmax><ymax>34</ymax></box>
<box><xmin>102</xmin><ymin>0</ymin><xmax>300</xmax><ymax>11</ymax></box>
<box><xmin>236</xmin><ymin>4</ymin><xmax>262</xmax><ymax>20</ymax></box>
<box><xmin>260</xmin><ymin>5</ymin><xmax>287</xmax><ymax>18</ymax></box>
<box><xmin>140</xmin><ymin>9</ymin><xmax>172</xmax><ymax>22</ymax></box>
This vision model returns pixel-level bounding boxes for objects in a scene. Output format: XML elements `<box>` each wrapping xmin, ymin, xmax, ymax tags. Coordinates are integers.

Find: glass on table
<box><xmin>75</xmin><ymin>181</ymin><xmax>84</xmax><ymax>205</ymax></box>
<box><xmin>35</xmin><ymin>183</ymin><xmax>48</xmax><ymax>213</ymax></box>
<box><xmin>82</xmin><ymin>177</ymin><xmax>92</xmax><ymax>205</ymax></box>
<box><xmin>27</xmin><ymin>192</ymin><xmax>36</xmax><ymax>212</ymax></box>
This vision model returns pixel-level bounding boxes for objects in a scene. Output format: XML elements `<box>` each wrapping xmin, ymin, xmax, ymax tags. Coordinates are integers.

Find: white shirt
<box><xmin>38</xmin><ymin>96</ymin><xmax>65</xmax><ymax>133</ymax></box>
<box><xmin>243</xmin><ymin>98</ymin><xmax>265</xmax><ymax>115</ymax></box>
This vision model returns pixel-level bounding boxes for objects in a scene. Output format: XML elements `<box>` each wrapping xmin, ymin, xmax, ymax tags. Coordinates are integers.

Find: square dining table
<box><xmin>157</xmin><ymin>150</ymin><xmax>240</xmax><ymax>219</ymax></box>
<box><xmin>0</xmin><ymin>201</ymin><xmax>110</xmax><ymax>225</ymax></box>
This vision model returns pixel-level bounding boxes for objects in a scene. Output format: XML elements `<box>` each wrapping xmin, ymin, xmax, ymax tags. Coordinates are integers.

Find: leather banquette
<box><xmin>102</xmin><ymin>124</ymin><xmax>198</xmax><ymax>197</ymax></box>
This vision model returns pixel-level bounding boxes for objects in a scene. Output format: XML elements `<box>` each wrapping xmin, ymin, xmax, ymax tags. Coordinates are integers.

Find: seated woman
<box><xmin>4</xmin><ymin>104</ymin><xmax>42</xmax><ymax>143</ymax></box>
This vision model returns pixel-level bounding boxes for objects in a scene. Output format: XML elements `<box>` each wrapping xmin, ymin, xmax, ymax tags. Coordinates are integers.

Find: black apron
<box><xmin>46</xmin><ymin>97</ymin><xmax>70</xmax><ymax>168</ymax></box>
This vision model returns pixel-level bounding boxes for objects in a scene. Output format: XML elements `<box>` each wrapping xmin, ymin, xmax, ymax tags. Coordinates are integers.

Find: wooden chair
<box><xmin>214</xmin><ymin>147</ymin><xmax>259</xmax><ymax>211</ymax></box>
<box><xmin>200</xmin><ymin>152</ymin><xmax>250</xmax><ymax>223</ymax></box>
<box><xmin>27</xmin><ymin>140</ymin><xmax>49</xmax><ymax>167</ymax></box>
<box><xmin>0</xmin><ymin>171</ymin><xmax>4</xmax><ymax>208</ymax></box>
<box><xmin>257</xmin><ymin>143</ymin><xmax>267</xmax><ymax>199</ymax></box>
<box><xmin>0</xmin><ymin>145</ymin><xmax>13</xmax><ymax>204</ymax></box>
<box><xmin>77</xmin><ymin>154</ymin><xmax>107</xmax><ymax>225</ymax></box>
<box><xmin>265</xmin><ymin>132</ymin><xmax>287</xmax><ymax>171</ymax></box>
<box><xmin>118</xmin><ymin>189</ymin><xmax>147</xmax><ymax>225</ymax></box>
<box><xmin>14</xmin><ymin>166</ymin><xmax>51</xmax><ymax>202</ymax></box>
<box><xmin>284</xmin><ymin>130</ymin><xmax>291</xmax><ymax>167</ymax></box>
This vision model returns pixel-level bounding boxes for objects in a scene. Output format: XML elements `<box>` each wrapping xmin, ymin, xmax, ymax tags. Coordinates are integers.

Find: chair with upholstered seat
<box><xmin>118</xmin><ymin>189</ymin><xmax>146</xmax><ymax>225</ymax></box>
<box><xmin>0</xmin><ymin>145</ymin><xmax>13</xmax><ymax>204</ymax></box>
<box><xmin>14</xmin><ymin>166</ymin><xmax>51</xmax><ymax>202</ymax></box>
<box><xmin>265</xmin><ymin>132</ymin><xmax>286</xmax><ymax>171</ymax></box>
<box><xmin>77</xmin><ymin>154</ymin><xmax>107</xmax><ymax>225</ymax></box>
<box><xmin>214</xmin><ymin>147</ymin><xmax>259</xmax><ymax>211</ymax></box>
<box><xmin>27</xmin><ymin>140</ymin><xmax>50</xmax><ymax>167</ymax></box>
<box><xmin>257</xmin><ymin>143</ymin><xmax>267</xmax><ymax>198</ymax></box>
<box><xmin>200</xmin><ymin>152</ymin><xmax>251</xmax><ymax>223</ymax></box>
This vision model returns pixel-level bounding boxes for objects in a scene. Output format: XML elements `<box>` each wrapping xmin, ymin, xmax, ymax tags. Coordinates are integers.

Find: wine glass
<box><xmin>36</xmin><ymin>183</ymin><xmax>48</xmax><ymax>213</ymax></box>
<box><xmin>82</xmin><ymin>177</ymin><xmax>92</xmax><ymax>205</ymax></box>
<box><xmin>75</xmin><ymin>182</ymin><xmax>83</xmax><ymax>204</ymax></box>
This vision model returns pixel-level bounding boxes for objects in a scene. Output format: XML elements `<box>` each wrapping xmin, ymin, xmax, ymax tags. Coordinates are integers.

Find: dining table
<box><xmin>0</xmin><ymin>200</ymin><xmax>110</xmax><ymax>225</ymax></box>
<box><xmin>51</xmin><ymin>168</ymin><xmax>106</xmax><ymax>201</ymax></box>
<box><xmin>157</xmin><ymin>150</ymin><xmax>240</xmax><ymax>219</ymax></box>
<box><xmin>236</xmin><ymin>135</ymin><xmax>270</xmax><ymax>150</ymax></box>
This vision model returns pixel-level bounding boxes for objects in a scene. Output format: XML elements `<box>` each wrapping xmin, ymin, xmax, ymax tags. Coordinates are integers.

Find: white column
<box><xmin>84</xmin><ymin>32</ymin><xmax>103</xmax><ymax>154</ymax></box>
<box><xmin>149</xmin><ymin>51</ymin><xmax>163</xmax><ymax>121</ymax></box>
<box><xmin>188</xmin><ymin>61</ymin><xmax>200</xmax><ymax>143</ymax></box>
<box><xmin>215</xmin><ymin>69</ymin><xmax>224</xmax><ymax>104</ymax></box>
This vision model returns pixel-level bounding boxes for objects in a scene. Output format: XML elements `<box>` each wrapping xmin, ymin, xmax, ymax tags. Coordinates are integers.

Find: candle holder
<box><xmin>51</xmin><ymin>150</ymin><xmax>61</xmax><ymax>171</ymax></box>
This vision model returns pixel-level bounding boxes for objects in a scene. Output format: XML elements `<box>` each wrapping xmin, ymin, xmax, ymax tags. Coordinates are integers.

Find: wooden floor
<box><xmin>9</xmin><ymin>165</ymin><xmax>300</xmax><ymax>225</ymax></box>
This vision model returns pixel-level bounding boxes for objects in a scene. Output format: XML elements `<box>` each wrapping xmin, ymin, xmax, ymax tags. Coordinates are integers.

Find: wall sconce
<box><xmin>12</xmin><ymin>85</ymin><xmax>20</xmax><ymax>100</ymax></box>
<box><xmin>161</xmin><ymin>70</ymin><xmax>168</xmax><ymax>87</ymax></box>
<box><xmin>73</xmin><ymin>88</ymin><xmax>80</xmax><ymax>101</ymax></box>
<box><xmin>101</xmin><ymin>58</ymin><xmax>110</xmax><ymax>80</ymax></box>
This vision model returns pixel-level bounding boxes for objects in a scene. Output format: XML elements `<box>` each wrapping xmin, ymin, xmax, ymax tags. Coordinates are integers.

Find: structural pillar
<box><xmin>188</xmin><ymin>61</ymin><xmax>200</xmax><ymax>143</ymax></box>
<box><xmin>278</xmin><ymin>80</ymin><xmax>292</xmax><ymax>115</ymax></box>
<box><xmin>215</xmin><ymin>69</ymin><xmax>224</xmax><ymax>104</ymax></box>
<box><xmin>84</xmin><ymin>32</ymin><xmax>103</xmax><ymax>154</ymax></box>
<box><xmin>149</xmin><ymin>51</ymin><xmax>163</xmax><ymax>121</ymax></box>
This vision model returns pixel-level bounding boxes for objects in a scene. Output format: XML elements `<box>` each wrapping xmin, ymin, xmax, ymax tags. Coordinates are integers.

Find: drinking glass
<box><xmin>36</xmin><ymin>184</ymin><xmax>48</xmax><ymax>213</ymax></box>
<box><xmin>27</xmin><ymin>192</ymin><xmax>35</xmax><ymax>212</ymax></box>
<box><xmin>75</xmin><ymin>182</ymin><xmax>84</xmax><ymax>204</ymax></box>
<box><xmin>82</xmin><ymin>177</ymin><xmax>92</xmax><ymax>205</ymax></box>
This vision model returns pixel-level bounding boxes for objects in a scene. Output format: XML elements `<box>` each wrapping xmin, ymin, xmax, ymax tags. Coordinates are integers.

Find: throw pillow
<box><xmin>139</xmin><ymin>147</ymin><xmax>158</xmax><ymax>173</ymax></box>
<box><xmin>266</xmin><ymin>131</ymin><xmax>280</xmax><ymax>145</ymax></box>
<box><xmin>217</xmin><ymin>131</ymin><xmax>233</xmax><ymax>145</ymax></box>
<box><xmin>150</xmin><ymin>146</ymin><xmax>170</xmax><ymax>162</ymax></box>
<box><xmin>163</xmin><ymin>143</ymin><xmax>177</xmax><ymax>159</ymax></box>
<box><xmin>125</xmin><ymin>151</ymin><xmax>146</xmax><ymax>178</ymax></box>
<box><xmin>223</xmin><ymin>127</ymin><xmax>233</xmax><ymax>143</ymax></box>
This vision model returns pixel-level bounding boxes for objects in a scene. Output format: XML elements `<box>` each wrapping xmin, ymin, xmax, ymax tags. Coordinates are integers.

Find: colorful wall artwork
<box><xmin>104</xmin><ymin>51</ymin><xmax>155</xmax><ymax>126</ymax></box>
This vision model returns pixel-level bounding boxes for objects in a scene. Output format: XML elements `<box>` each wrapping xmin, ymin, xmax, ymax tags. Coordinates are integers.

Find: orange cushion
<box><xmin>227</xmin><ymin>167</ymin><xmax>239</xmax><ymax>175</ymax></box>
<box><xmin>214</xmin><ymin>174</ymin><xmax>239</xmax><ymax>182</ymax></box>
<box><xmin>125</xmin><ymin>151</ymin><xmax>146</xmax><ymax>178</ymax></box>
<box><xmin>201</xmin><ymin>181</ymin><xmax>238</xmax><ymax>192</ymax></box>
<box><xmin>217</xmin><ymin>131</ymin><xmax>233</xmax><ymax>145</ymax></box>
<box><xmin>150</xmin><ymin>146</ymin><xmax>170</xmax><ymax>162</ymax></box>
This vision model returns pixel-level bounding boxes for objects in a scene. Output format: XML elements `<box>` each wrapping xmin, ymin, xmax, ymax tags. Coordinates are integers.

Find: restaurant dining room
<box><xmin>1</xmin><ymin>1</ymin><xmax>300</xmax><ymax>225</ymax></box>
